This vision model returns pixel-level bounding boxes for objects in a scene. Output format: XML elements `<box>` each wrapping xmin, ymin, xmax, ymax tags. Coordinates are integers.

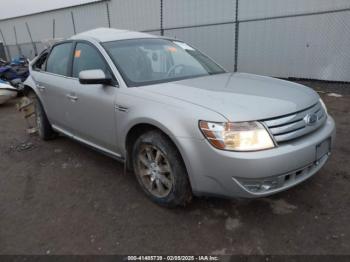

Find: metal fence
<box><xmin>0</xmin><ymin>0</ymin><xmax>349</xmax><ymax>82</ymax></box>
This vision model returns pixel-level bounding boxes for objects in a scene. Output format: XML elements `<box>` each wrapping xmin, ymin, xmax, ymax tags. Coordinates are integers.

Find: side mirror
<box><xmin>79</xmin><ymin>69</ymin><xmax>112</xmax><ymax>85</ymax></box>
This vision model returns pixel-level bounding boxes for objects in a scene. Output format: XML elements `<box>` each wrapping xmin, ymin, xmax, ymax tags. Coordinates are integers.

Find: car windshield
<box><xmin>103</xmin><ymin>38</ymin><xmax>226</xmax><ymax>87</ymax></box>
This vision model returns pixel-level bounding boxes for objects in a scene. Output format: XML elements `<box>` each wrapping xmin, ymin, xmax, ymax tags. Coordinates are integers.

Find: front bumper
<box><xmin>178</xmin><ymin>116</ymin><xmax>336</xmax><ymax>198</ymax></box>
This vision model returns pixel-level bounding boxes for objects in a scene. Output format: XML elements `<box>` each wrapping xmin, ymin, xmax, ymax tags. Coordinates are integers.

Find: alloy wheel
<box><xmin>137</xmin><ymin>144</ymin><xmax>174</xmax><ymax>198</ymax></box>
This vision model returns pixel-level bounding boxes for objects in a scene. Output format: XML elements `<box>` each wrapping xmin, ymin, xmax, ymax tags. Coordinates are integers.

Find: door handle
<box><xmin>66</xmin><ymin>94</ymin><xmax>78</xmax><ymax>101</ymax></box>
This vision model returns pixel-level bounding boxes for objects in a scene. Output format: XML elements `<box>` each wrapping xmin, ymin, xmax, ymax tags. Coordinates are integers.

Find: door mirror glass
<box><xmin>79</xmin><ymin>69</ymin><xmax>112</xmax><ymax>85</ymax></box>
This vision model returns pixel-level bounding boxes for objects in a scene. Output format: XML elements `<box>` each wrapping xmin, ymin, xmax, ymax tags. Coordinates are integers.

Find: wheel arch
<box><xmin>23</xmin><ymin>77</ymin><xmax>47</xmax><ymax>115</ymax></box>
<box><xmin>23</xmin><ymin>84</ymin><xmax>37</xmax><ymax>96</ymax></box>
<box><xmin>124</xmin><ymin>121</ymin><xmax>195</xmax><ymax>189</ymax></box>
<box><xmin>22</xmin><ymin>84</ymin><xmax>44</xmax><ymax>109</ymax></box>
<box><xmin>23</xmin><ymin>75</ymin><xmax>40</xmax><ymax>97</ymax></box>
<box><xmin>125</xmin><ymin>122</ymin><xmax>182</xmax><ymax>168</ymax></box>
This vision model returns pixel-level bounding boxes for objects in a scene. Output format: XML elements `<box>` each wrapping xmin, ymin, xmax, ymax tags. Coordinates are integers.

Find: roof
<box><xmin>69</xmin><ymin>28</ymin><xmax>157</xmax><ymax>42</ymax></box>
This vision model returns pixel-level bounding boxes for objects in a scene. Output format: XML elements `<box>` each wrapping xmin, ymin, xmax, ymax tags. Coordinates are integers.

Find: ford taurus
<box><xmin>24</xmin><ymin>28</ymin><xmax>336</xmax><ymax>207</ymax></box>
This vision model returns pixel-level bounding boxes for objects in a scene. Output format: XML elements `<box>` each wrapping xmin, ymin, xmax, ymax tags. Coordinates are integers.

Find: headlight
<box><xmin>199</xmin><ymin>121</ymin><xmax>275</xmax><ymax>151</ymax></box>
<box><xmin>319</xmin><ymin>98</ymin><xmax>328</xmax><ymax>115</ymax></box>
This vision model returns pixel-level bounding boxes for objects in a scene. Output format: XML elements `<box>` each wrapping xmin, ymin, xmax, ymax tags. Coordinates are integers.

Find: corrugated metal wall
<box><xmin>0</xmin><ymin>0</ymin><xmax>349</xmax><ymax>82</ymax></box>
<box><xmin>0</xmin><ymin>1</ymin><xmax>110</xmax><ymax>58</ymax></box>
<box><xmin>240</xmin><ymin>0</ymin><xmax>350</xmax><ymax>19</ymax></box>
<box><xmin>108</xmin><ymin>0</ymin><xmax>160</xmax><ymax>31</ymax></box>
<box><xmin>239</xmin><ymin>11</ymin><xmax>350</xmax><ymax>81</ymax></box>
<box><xmin>163</xmin><ymin>0</ymin><xmax>236</xmax><ymax>71</ymax></box>
<box><xmin>238</xmin><ymin>0</ymin><xmax>350</xmax><ymax>82</ymax></box>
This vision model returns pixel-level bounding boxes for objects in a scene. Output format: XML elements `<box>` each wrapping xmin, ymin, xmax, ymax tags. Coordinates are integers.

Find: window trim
<box><xmin>71</xmin><ymin>40</ymin><xmax>118</xmax><ymax>86</ymax></box>
<box><xmin>32</xmin><ymin>50</ymin><xmax>49</xmax><ymax>72</ymax></box>
<box><xmin>45</xmin><ymin>40</ymin><xmax>75</xmax><ymax>77</ymax></box>
<box><xmin>36</xmin><ymin>40</ymin><xmax>118</xmax><ymax>87</ymax></box>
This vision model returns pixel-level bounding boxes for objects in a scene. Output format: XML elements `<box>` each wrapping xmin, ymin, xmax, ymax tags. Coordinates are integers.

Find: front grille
<box><xmin>263</xmin><ymin>102</ymin><xmax>327</xmax><ymax>143</ymax></box>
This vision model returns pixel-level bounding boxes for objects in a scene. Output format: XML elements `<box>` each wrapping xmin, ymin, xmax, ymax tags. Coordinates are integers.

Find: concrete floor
<box><xmin>0</xmin><ymin>82</ymin><xmax>349</xmax><ymax>255</ymax></box>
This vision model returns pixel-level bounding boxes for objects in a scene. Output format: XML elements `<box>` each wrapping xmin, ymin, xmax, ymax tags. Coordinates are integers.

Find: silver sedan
<box><xmin>24</xmin><ymin>28</ymin><xmax>335</xmax><ymax>207</ymax></box>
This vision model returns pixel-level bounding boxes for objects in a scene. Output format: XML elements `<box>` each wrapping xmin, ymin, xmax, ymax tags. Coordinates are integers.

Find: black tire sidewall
<box><xmin>34</xmin><ymin>99</ymin><xmax>45</xmax><ymax>138</ymax></box>
<box><xmin>132</xmin><ymin>131</ymin><xmax>192</xmax><ymax>207</ymax></box>
<box><xmin>31</xmin><ymin>93</ymin><xmax>56</xmax><ymax>140</ymax></box>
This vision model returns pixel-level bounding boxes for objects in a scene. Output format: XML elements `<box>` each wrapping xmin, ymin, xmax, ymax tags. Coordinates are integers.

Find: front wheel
<box><xmin>132</xmin><ymin>130</ymin><xmax>192</xmax><ymax>207</ymax></box>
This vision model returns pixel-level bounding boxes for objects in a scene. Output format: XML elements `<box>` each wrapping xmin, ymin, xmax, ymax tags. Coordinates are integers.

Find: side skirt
<box><xmin>52</xmin><ymin>125</ymin><xmax>126</xmax><ymax>164</ymax></box>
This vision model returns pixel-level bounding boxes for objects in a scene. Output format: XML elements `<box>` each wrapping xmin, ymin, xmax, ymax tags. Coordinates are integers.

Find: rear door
<box><xmin>32</xmin><ymin>42</ymin><xmax>75</xmax><ymax>133</ymax></box>
<box><xmin>69</xmin><ymin>41</ymin><xmax>118</xmax><ymax>153</ymax></box>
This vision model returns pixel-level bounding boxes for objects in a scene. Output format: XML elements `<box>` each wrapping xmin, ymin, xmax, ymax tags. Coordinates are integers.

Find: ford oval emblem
<box><xmin>304</xmin><ymin>113</ymin><xmax>318</xmax><ymax>126</ymax></box>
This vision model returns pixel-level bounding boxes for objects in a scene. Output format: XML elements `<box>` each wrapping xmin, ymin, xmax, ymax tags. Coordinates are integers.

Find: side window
<box><xmin>72</xmin><ymin>43</ymin><xmax>111</xmax><ymax>78</ymax></box>
<box><xmin>33</xmin><ymin>52</ymin><xmax>48</xmax><ymax>71</ymax></box>
<box><xmin>46</xmin><ymin>43</ymin><xmax>73</xmax><ymax>76</ymax></box>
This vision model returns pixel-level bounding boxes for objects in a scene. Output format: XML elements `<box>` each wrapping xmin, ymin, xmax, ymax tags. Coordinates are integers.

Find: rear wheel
<box><xmin>28</xmin><ymin>92</ymin><xmax>57</xmax><ymax>140</ymax></box>
<box><xmin>132</xmin><ymin>130</ymin><xmax>192</xmax><ymax>207</ymax></box>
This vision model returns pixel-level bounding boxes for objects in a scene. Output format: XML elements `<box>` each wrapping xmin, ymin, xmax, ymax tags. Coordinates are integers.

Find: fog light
<box><xmin>236</xmin><ymin>178</ymin><xmax>280</xmax><ymax>193</ymax></box>
<box><xmin>261</xmin><ymin>184</ymin><xmax>273</xmax><ymax>191</ymax></box>
<box><xmin>245</xmin><ymin>184</ymin><xmax>262</xmax><ymax>192</ymax></box>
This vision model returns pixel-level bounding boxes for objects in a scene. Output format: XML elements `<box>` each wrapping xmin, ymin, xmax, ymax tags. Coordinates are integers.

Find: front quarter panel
<box><xmin>115</xmin><ymin>88</ymin><xmax>227</xmax><ymax>189</ymax></box>
<box><xmin>116</xmin><ymin>88</ymin><xmax>227</xmax><ymax>147</ymax></box>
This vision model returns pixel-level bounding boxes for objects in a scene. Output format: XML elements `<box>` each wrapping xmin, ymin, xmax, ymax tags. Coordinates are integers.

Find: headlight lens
<box><xmin>319</xmin><ymin>98</ymin><xmax>328</xmax><ymax>115</ymax></box>
<box><xmin>199</xmin><ymin>121</ymin><xmax>275</xmax><ymax>151</ymax></box>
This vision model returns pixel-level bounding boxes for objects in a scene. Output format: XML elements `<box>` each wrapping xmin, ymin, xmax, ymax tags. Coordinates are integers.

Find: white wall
<box><xmin>240</xmin><ymin>0</ymin><xmax>350</xmax><ymax>20</ymax></box>
<box><xmin>163</xmin><ymin>0</ymin><xmax>235</xmax><ymax>28</ymax></box>
<box><xmin>108</xmin><ymin>0</ymin><xmax>160</xmax><ymax>31</ymax></box>
<box><xmin>238</xmin><ymin>11</ymin><xmax>350</xmax><ymax>81</ymax></box>
<box><xmin>163</xmin><ymin>0</ymin><xmax>236</xmax><ymax>72</ymax></box>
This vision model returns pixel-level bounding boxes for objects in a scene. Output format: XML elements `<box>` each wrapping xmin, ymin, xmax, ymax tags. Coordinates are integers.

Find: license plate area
<box><xmin>316</xmin><ymin>137</ymin><xmax>331</xmax><ymax>161</ymax></box>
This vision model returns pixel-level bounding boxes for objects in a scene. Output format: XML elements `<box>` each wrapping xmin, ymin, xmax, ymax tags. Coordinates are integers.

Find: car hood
<box><xmin>139</xmin><ymin>73</ymin><xmax>319</xmax><ymax>122</ymax></box>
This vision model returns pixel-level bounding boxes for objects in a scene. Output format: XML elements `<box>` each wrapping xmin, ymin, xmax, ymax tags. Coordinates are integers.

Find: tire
<box><xmin>132</xmin><ymin>130</ymin><xmax>192</xmax><ymax>207</ymax></box>
<box><xmin>29</xmin><ymin>92</ymin><xmax>57</xmax><ymax>140</ymax></box>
